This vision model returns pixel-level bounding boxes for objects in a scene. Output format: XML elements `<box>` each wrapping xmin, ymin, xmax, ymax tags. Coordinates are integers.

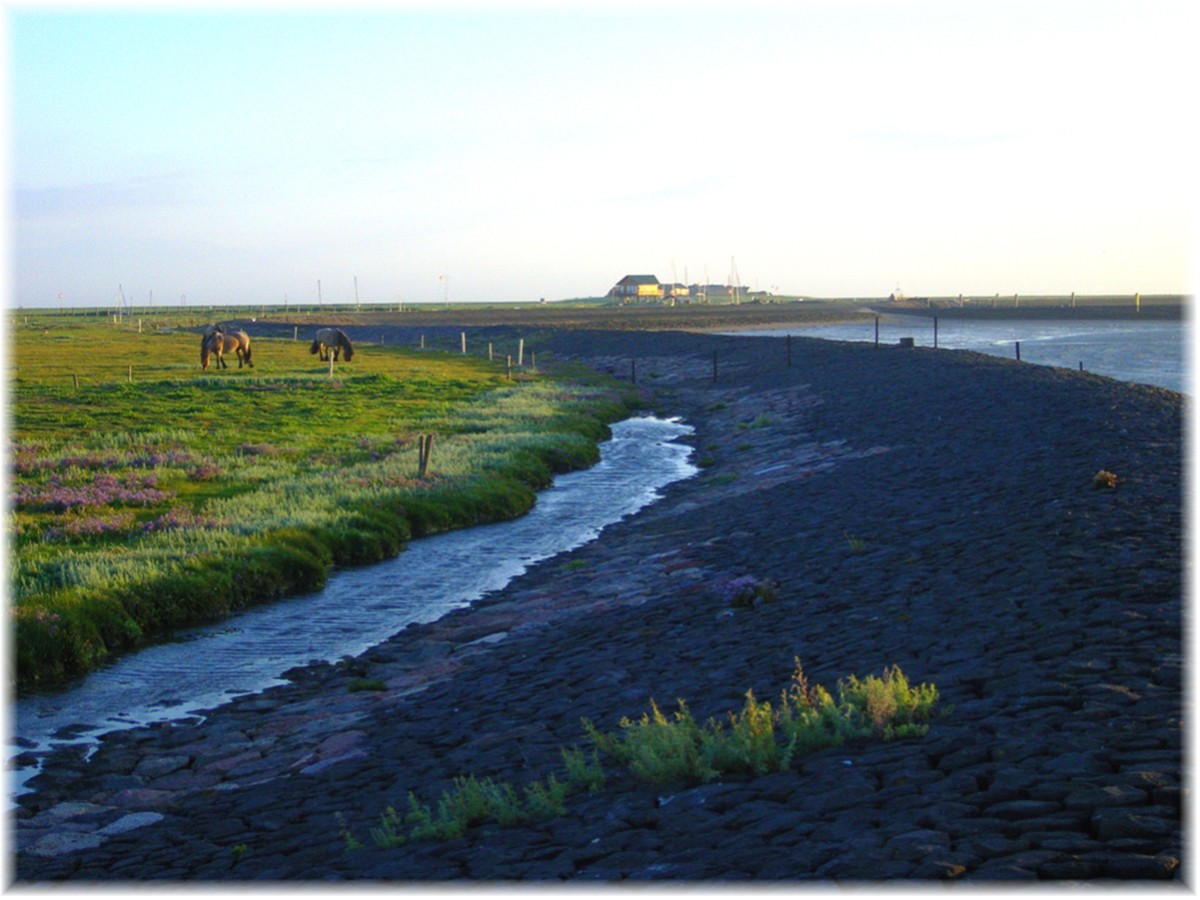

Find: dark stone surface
<box><xmin>12</xmin><ymin>328</ymin><xmax>1183</xmax><ymax>883</ymax></box>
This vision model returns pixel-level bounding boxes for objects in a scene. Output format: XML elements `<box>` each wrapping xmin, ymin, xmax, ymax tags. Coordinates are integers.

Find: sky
<box><xmin>3</xmin><ymin>0</ymin><xmax>1196</xmax><ymax>308</ymax></box>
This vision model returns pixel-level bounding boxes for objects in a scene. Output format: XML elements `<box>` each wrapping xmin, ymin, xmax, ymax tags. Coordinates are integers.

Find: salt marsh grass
<box><xmin>10</xmin><ymin>315</ymin><xmax>635</xmax><ymax>689</ymax></box>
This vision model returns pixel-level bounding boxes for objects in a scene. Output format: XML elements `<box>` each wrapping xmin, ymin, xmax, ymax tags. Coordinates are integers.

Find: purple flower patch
<box><xmin>43</xmin><ymin>511</ymin><xmax>137</xmax><ymax>541</ymax></box>
<box><xmin>186</xmin><ymin>462</ymin><xmax>222</xmax><ymax>482</ymax></box>
<box><xmin>15</xmin><ymin>473</ymin><xmax>174</xmax><ymax>512</ymax></box>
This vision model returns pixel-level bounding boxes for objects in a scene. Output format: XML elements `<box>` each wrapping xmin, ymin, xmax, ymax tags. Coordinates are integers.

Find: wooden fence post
<box><xmin>518</xmin><ymin>338</ymin><xmax>524</xmax><ymax>367</ymax></box>
<box><xmin>1015</xmin><ymin>341</ymin><xmax>1021</xmax><ymax>361</ymax></box>
<box><xmin>461</xmin><ymin>332</ymin><xmax>467</xmax><ymax>354</ymax></box>
<box><xmin>418</xmin><ymin>434</ymin><xmax>434</xmax><ymax>478</ymax></box>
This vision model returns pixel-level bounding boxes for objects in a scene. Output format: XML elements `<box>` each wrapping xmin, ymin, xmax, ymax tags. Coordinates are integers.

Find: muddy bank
<box><xmin>13</xmin><ymin>329</ymin><xmax>1183</xmax><ymax>882</ymax></box>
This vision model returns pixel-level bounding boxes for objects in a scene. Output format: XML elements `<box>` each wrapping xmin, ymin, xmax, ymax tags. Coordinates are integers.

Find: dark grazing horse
<box><xmin>310</xmin><ymin>327</ymin><xmax>354</xmax><ymax>362</ymax></box>
<box><xmin>201</xmin><ymin>329</ymin><xmax>253</xmax><ymax>370</ymax></box>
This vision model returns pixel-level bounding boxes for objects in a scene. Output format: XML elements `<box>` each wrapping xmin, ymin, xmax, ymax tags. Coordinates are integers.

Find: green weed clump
<box><xmin>350</xmin><ymin>662</ymin><xmax>937</xmax><ymax>850</ymax></box>
<box><xmin>584</xmin><ymin>659</ymin><xmax>938</xmax><ymax>786</ymax></box>
<box><xmin>361</xmin><ymin>748</ymin><xmax>606</xmax><ymax>848</ymax></box>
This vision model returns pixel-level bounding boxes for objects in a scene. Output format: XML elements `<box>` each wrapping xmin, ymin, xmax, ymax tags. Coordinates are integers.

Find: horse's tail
<box><xmin>243</xmin><ymin>341</ymin><xmax>253</xmax><ymax>367</ymax></box>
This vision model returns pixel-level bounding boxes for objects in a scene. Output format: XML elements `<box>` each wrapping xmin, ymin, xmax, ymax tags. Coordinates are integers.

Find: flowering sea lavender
<box><xmin>127</xmin><ymin>449</ymin><xmax>195</xmax><ymax>469</ymax></box>
<box><xmin>186</xmin><ymin>462</ymin><xmax>222</xmax><ymax>481</ymax></box>
<box><xmin>14</xmin><ymin>473</ymin><xmax>174</xmax><ymax>511</ymax></box>
<box><xmin>42</xmin><ymin>511</ymin><xmax>137</xmax><ymax>541</ymax></box>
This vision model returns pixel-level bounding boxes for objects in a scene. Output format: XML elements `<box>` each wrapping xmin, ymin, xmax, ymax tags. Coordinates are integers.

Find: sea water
<box><xmin>735</xmin><ymin>317</ymin><xmax>1187</xmax><ymax>394</ymax></box>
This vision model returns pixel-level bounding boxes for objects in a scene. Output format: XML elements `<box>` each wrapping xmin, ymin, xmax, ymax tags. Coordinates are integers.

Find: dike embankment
<box><xmin>12</xmin><ymin>328</ymin><xmax>1183</xmax><ymax>883</ymax></box>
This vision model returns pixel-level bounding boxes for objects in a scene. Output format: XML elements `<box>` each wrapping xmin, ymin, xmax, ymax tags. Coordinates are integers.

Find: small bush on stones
<box><xmin>350</xmin><ymin>663</ymin><xmax>937</xmax><ymax>848</ymax></box>
<box><xmin>356</xmin><ymin>747</ymin><xmax>606</xmax><ymax>848</ymax></box>
<box><xmin>585</xmin><ymin>659</ymin><xmax>939</xmax><ymax>786</ymax></box>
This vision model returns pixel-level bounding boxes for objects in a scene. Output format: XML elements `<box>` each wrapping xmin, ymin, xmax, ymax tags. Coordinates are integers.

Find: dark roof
<box><xmin>616</xmin><ymin>274</ymin><xmax>660</xmax><ymax>286</ymax></box>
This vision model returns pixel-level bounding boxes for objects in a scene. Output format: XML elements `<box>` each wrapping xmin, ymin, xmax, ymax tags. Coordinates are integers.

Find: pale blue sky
<box><xmin>5</xmin><ymin>1</ymin><xmax>1195</xmax><ymax>307</ymax></box>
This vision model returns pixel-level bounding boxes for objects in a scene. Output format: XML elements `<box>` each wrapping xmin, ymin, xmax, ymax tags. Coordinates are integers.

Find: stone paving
<box><xmin>11</xmin><ymin>328</ymin><xmax>1184</xmax><ymax>883</ymax></box>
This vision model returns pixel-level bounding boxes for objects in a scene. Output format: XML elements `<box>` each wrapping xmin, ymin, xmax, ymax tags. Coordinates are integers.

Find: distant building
<box><xmin>608</xmin><ymin>275</ymin><xmax>664</xmax><ymax>300</ymax></box>
<box><xmin>692</xmin><ymin>283</ymin><xmax>748</xmax><ymax>301</ymax></box>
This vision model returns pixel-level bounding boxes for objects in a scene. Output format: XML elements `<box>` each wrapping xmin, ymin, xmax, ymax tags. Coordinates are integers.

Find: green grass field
<box><xmin>7</xmin><ymin>314</ymin><xmax>636</xmax><ymax>692</ymax></box>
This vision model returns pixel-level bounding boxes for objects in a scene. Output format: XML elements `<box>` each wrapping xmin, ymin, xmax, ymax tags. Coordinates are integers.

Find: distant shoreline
<box><xmin>865</xmin><ymin>304</ymin><xmax>1184</xmax><ymax>322</ymax></box>
<box><xmin>178</xmin><ymin>296</ymin><xmax>1188</xmax><ymax>335</ymax></box>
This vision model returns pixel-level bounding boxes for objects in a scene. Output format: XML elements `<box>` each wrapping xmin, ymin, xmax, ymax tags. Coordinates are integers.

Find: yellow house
<box><xmin>609</xmin><ymin>275</ymin><xmax>664</xmax><ymax>300</ymax></box>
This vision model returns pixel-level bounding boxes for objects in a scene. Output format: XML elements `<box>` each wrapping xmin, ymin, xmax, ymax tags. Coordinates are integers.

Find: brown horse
<box><xmin>201</xmin><ymin>329</ymin><xmax>253</xmax><ymax>370</ymax></box>
<box><xmin>309</xmin><ymin>327</ymin><xmax>354</xmax><ymax>362</ymax></box>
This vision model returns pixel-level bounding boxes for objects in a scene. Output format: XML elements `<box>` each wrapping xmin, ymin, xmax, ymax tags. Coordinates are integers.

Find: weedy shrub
<box><xmin>585</xmin><ymin>659</ymin><xmax>939</xmax><ymax>787</ymax></box>
<box><xmin>354</xmin><ymin>746</ymin><xmax>607</xmax><ymax>849</ymax></box>
<box><xmin>348</xmin><ymin>665</ymin><xmax>936</xmax><ymax>850</ymax></box>
<box><xmin>1092</xmin><ymin>469</ymin><xmax>1119</xmax><ymax>489</ymax></box>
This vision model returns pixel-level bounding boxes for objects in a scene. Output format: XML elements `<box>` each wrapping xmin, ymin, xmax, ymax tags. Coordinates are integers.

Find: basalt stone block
<box><xmin>133</xmin><ymin>754</ymin><xmax>192</xmax><ymax>779</ymax></box>
<box><xmin>1082</xmin><ymin>851</ymin><xmax>1180</xmax><ymax>879</ymax></box>
<box><xmin>1064</xmin><ymin>783</ymin><xmax>1149</xmax><ymax>809</ymax></box>
<box><xmin>885</xmin><ymin>828</ymin><xmax>952</xmax><ymax>860</ymax></box>
<box><xmin>25</xmin><ymin>831</ymin><xmax>106</xmax><ymax>858</ymax></box>
<box><xmin>986</xmin><ymin>799</ymin><xmax>1061</xmax><ymax>820</ymax></box>
<box><xmin>1090</xmin><ymin>808</ymin><xmax>1176</xmax><ymax>841</ymax></box>
<box><xmin>97</xmin><ymin>811</ymin><xmax>165</xmax><ymax>836</ymax></box>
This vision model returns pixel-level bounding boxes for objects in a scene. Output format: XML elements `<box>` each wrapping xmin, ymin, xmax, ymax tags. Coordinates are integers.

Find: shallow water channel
<box><xmin>10</xmin><ymin>416</ymin><xmax>697</xmax><ymax>799</ymax></box>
